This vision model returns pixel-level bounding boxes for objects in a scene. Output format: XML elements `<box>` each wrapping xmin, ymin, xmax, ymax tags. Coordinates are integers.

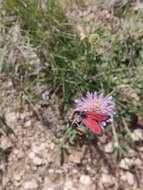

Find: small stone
<box><xmin>131</xmin><ymin>129</ymin><xmax>143</xmax><ymax>142</ymax></box>
<box><xmin>104</xmin><ymin>142</ymin><xmax>114</xmax><ymax>153</ymax></box>
<box><xmin>80</xmin><ymin>175</ymin><xmax>91</xmax><ymax>185</ymax></box>
<box><xmin>20</xmin><ymin>111</ymin><xmax>32</xmax><ymax>120</ymax></box>
<box><xmin>16</xmin><ymin>150</ymin><xmax>24</xmax><ymax>159</ymax></box>
<box><xmin>63</xmin><ymin>180</ymin><xmax>76</xmax><ymax>190</ymax></box>
<box><xmin>29</xmin><ymin>152</ymin><xmax>35</xmax><ymax>159</ymax></box>
<box><xmin>29</xmin><ymin>152</ymin><xmax>46</xmax><ymax>166</ymax></box>
<box><xmin>23</xmin><ymin>140</ymin><xmax>30</xmax><ymax>148</ymax></box>
<box><xmin>14</xmin><ymin>175</ymin><xmax>21</xmax><ymax>182</ymax></box>
<box><xmin>134</xmin><ymin>158</ymin><xmax>142</xmax><ymax>166</ymax></box>
<box><xmin>128</xmin><ymin>149</ymin><xmax>136</xmax><ymax>157</ymax></box>
<box><xmin>5</xmin><ymin>111</ymin><xmax>18</xmax><ymax>127</ymax></box>
<box><xmin>14</xmin><ymin>172</ymin><xmax>23</xmax><ymax>181</ymax></box>
<box><xmin>42</xmin><ymin>177</ymin><xmax>60</xmax><ymax>190</ymax></box>
<box><xmin>120</xmin><ymin>172</ymin><xmax>134</xmax><ymax>185</ymax></box>
<box><xmin>138</xmin><ymin>146</ymin><xmax>143</xmax><ymax>152</ymax></box>
<box><xmin>100</xmin><ymin>174</ymin><xmax>115</xmax><ymax>187</ymax></box>
<box><xmin>32</xmin><ymin>144</ymin><xmax>41</xmax><ymax>154</ymax></box>
<box><xmin>101</xmin><ymin>166</ymin><xmax>109</xmax><ymax>174</ymax></box>
<box><xmin>24</xmin><ymin>120</ymin><xmax>32</xmax><ymax>128</ymax></box>
<box><xmin>119</xmin><ymin>158</ymin><xmax>134</xmax><ymax>170</ymax></box>
<box><xmin>0</xmin><ymin>136</ymin><xmax>13</xmax><ymax>150</ymax></box>
<box><xmin>69</xmin><ymin>151</ymin><xmax>83</xmax><ymax>164</ymax></box>
<box><xmin>49</xmin><ymin>142</ymin><xmax>55</xmax><ymax>150</ymax></box>
<box><xmin>23</xmin><ymin>179</ymin><xmax>38</xmax><ymax>190</ymax></box>
<box><xmin>32</xmin><ymin>157</ymin><xmax>45</xmax><ymax>166</ymax></box>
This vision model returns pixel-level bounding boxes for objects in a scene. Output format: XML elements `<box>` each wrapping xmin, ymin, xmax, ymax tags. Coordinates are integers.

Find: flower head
<box><xmin>74</xmin><ymin>91</ymin><xmax>114</xmax><ymax>124</ymax></box>
<box><xmin>42</xmin><ymin>90</ymin><xmax>49</xmax><ymax>101</ymax></box>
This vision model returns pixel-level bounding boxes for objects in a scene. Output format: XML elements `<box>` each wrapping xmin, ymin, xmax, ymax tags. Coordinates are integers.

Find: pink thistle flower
<box><xmin>74</xmin><ymin>91</ymin><xmax>114</xmax><ymax>127</ymax></box>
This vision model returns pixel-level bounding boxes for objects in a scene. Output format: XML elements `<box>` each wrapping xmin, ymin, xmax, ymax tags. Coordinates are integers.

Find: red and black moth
<box><xmin>71</xmin><ymin>111</ymin><xmax>110</xmax><ymax>136</ymax></box>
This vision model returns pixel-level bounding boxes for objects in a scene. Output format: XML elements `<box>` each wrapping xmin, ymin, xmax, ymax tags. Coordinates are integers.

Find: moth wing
<box><xmin>82</xmin><ymin>117</ymin><xmax>103</xmax><ymax>136</ymax></box>
<box><xmin>85</xmin><ymin>111</ymin><xmax>110</xmax><ymax>121</ymax></box>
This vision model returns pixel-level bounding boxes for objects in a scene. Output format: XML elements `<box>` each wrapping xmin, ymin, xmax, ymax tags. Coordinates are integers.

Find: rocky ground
<box><xmin>0</xmin><ymin>1</ymin><xmax>143</xmax><ymax>190</ymax></box>
<box><xmin>0</xmin><ymin>78</ymin><xmax>143</xmax><ymax>190</ymax></box>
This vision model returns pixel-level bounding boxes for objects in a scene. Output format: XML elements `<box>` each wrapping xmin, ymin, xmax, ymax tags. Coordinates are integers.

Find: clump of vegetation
<box><xmin>1</xmin><ymin>0</ymin><xmax>143</xmax><ymax>157</ymax></box>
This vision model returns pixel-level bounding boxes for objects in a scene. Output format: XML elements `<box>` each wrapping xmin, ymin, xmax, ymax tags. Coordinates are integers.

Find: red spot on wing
<box><xmin>85</xmin><ymin>111</ymin><xmax>110</xmax><ymax>121</ymax></box>
<box><xmin>82</xmin><ymin>117</ymin><xmax>103</xmax><ymax>136</ymax></box>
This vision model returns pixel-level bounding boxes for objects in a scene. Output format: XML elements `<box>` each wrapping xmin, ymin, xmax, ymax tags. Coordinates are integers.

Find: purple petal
<box><xmin>104</xmin><ymin>96</ymin><xmax>112</xmax><ymax>102</ymax></box>
<box><xmin>74</xmin><ymin>99</ymin><xmax>82</xmax><ymax>103</ymax></box>
<box><xmin>42</xmin><ymin>90</ymin><xmax>49</xmax><ymax>100</ymax></box>
<box><xmin>86</xmin><ymin>91</ymin><xmax>93</xmax><ymax>99</ymax></box>
<box><xmin>98</xmin><ymin>93</ymin><xmax>104</xmax><ymax>101</ymax></box>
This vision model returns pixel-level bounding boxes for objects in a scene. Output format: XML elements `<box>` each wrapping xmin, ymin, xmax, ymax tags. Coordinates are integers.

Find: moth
<box><xmin>71</xmin><ymin>111</ymin><xmax>110</xmax><ymax>136</ymax></box>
